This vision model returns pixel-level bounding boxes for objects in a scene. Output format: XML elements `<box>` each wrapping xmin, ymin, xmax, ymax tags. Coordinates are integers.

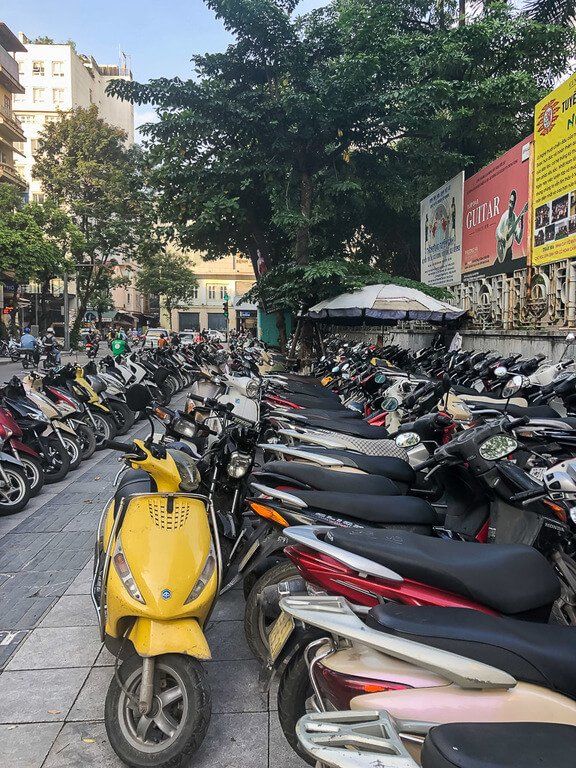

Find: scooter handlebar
<box><xmin>503</xmin><ymin>416</ymin><xmax>531</xmax><ymax>431</ymax></box>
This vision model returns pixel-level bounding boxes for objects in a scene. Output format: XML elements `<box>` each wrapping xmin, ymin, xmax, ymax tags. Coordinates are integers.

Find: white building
<box><xmin>13</xmin><ymin>35</ymin><xmax>134</xmax><ymax>201</ymax></box>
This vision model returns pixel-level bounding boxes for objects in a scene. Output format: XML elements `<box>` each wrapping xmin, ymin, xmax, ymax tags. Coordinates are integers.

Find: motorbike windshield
<box><xmin>167</xmin><ymin>449</ymin><xmax>201</xmax><ymax>492</ymax></box>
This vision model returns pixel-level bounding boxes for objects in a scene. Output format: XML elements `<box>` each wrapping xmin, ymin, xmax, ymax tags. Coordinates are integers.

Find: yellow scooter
<box><xmin>92</xmin><ymin>384</ymin><xmax>222</xmax><ymax>768</ymax></box>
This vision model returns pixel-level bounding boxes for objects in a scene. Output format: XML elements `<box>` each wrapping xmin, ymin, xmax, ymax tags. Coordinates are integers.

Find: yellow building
<box><xmin>0</xmin><ymin>23</ymin><xmax>26</xmax><ymax>191</ymax></box>
<box><xmin>162</xmin><ymin>251</ymin><xmax>256</xmax><ymax>332</ymax></box>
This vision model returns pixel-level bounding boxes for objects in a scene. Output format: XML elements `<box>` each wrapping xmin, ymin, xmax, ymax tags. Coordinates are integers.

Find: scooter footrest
<box><xmin>296</xmin><ymin>710</ymin><xmax>420</xmax><ymax>768</ymax></box>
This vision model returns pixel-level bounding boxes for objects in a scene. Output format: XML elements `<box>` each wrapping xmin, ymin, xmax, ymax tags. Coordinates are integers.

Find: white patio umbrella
<box><xmin>306</xmin><ymin>283</ymin><xmax>466</xmax><ymax>324</ymax></box>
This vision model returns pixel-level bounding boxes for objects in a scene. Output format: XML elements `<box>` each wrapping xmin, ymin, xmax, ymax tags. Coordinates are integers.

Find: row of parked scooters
<box><xmin>87</xmin><ymin>332</ymin><xmax>576</xmax><ymax>768</ymax></box>
<box><xmin>0</xmin><ymin>344</ymin><xmax>210</xmax><ymax>517</ymax></box>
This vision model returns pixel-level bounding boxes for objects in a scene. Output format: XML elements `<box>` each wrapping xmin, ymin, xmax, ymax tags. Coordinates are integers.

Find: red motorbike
<box><xmin>0</xmin><ymin>406</ymin><xmax>45</xmax><ymax>497</ymax></box>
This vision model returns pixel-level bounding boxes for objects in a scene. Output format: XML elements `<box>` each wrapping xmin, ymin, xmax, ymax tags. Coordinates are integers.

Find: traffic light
<box><xmin>223</xmin><ymin>300</ymin><xmax>229</xmax><ymax>317</ymax></box>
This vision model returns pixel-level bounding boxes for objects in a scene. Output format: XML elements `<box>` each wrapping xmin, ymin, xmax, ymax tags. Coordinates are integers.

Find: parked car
<box><xmin>143</xmin><ymin>327</ymin><xmax>169</xmax><ymax>347</ymax></box>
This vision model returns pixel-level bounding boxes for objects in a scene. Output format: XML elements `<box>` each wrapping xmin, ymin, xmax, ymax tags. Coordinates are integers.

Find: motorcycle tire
<box><xmin>244</xmin><ymin>560</ymin><xmax>300</xmax><ymax>664</ymax></box>
<box><xmin>105</xmin><ymin>652</ymin><xmax>211</xmax><ymax>768</ymax></box>
<box><xmin>160</xmin><ymin>383</ymin><xmax>173</xmax><ymax>406</ymax></box>
<box><xmin>166</xmin><ymin>375</ymin><xmax>179</xmax><ymax>397</ymax></box>
<box><xmin>91</xmin><ymin>412</ymin><xmax>117</xmax><ymax>449</ymax></box>
<box><xmin>61</xmin><ymin>434</ymin><xmax>82</xmax><ymax>470</ymax></box>
<box><xmin>19</xmin><ymin>454</ymin><xmax>45</xmax><ymax>498</ymax></box>
<box><xmin>74</xmin><ymin>421</ymin><xmax>97</xmax><ymax>461</ymax></box>
<box><xmin>108</xmin><ymin>400</ymin><xmax>135</xmax><ymax>436</ymax></box>
<box><xmin>277</xmin><ymin>651</ymin><xmax>315</xmax><ymax>766</ymax></box>
<box><xmin>43</xmin><ymin>436</ymin><xmax>71</xmax><ymax>484</ymax></box>
<box><xmin>0</xmin><ymin>464</ymin><xmax>31</xmax><ymax>515</ymax></box>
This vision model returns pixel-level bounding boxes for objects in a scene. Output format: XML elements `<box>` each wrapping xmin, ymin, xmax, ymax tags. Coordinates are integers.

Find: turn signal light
<box><xmin>543</xmin><ymin>499</ymin><xmax>568</xmax><ymax>522</ymax></box>
<box><xmin>248</xmin><ymin>501</ymin><xmax>288</xmax><ymax>527</ymax></box>
<box><xmin>317</xmin><ymin>663</ymin><xmax>410</xmax><ymax>709</ymax></box>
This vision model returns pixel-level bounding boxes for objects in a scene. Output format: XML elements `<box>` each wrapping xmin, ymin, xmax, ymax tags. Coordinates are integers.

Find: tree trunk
<box><xmin>274</xmin><ymin>310</ymin><xmax>287</xmax><ymax>353</ymax></box>
<box><xmin>39</xmin><ymin>277</ymin><xmax>51</xmax><ymax>333</ymax></box>
<box><xmin>458</xmin><ymin>0</ymin><xmax>465</xmax><ymax>26</ymax></box>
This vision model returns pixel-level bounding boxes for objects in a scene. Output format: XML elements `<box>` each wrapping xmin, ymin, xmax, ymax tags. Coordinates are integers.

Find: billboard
<box><xmin>420</xmin><ymin>172</ymin><xmax>464</xmax><ymax>287</ymax></box>
<box><xmin>532</xmin><ymin>73</ymin><xmax>576</xmax><ymax>266</ymax></box>
<box><xmin>462</xmin><ymin>136</ymin><xmax>532</xmax><ymax>280</ymax></box>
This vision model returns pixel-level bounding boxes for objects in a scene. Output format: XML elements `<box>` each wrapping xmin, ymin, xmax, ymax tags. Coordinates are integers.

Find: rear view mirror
<box><xmin>381</xmin><ymin>396</ymin><xmax>399</xmax><ymax>412</ymax></box>
<box><xmin>502</xmin><ymin>374</ymin><xmax>525</xmax><ymax>399</ymax></box>
<box><xmin>126</xmin><ymin>383</ymin><xmax>153</xmax><ymax>411</ymax></box>
<box><xmin>374</xmin><ymin>372</ymin><xmax>388</xmax><ymax>384</ymax></box>
<box><xmin>567</xmin><ymin>333</ymin><xmax>575</xmax><ymax>343</ymax></box>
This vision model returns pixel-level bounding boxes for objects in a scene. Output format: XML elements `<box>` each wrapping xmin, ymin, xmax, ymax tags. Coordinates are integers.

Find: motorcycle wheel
<box><xmin>74</xmin><ymin>422</ymin><xmax>97</xmax><ymax>461</ymax></box>
<box><xmin>160</xmin><ymin>383</ymin><xmax>173</xmax><ymax>406</ymax></box>
<box><xmin>109</xmin><ymin>401</ymin><xmax>135</xmax><ymax>436</ymax></box>
<box><xmin>91</xmin><ymin>412</ymin><xmax>117</xmax><ymax>449</ymax></box>
<box><xmin>105</xmin><ymin>653</ymin><xmax>211</xmax><ymax>768</ymax></box>
<box><xmin>19</xmin><ymin>454</ymin><xmax>45</xmax><ymax>498</ymax></box>
<box><xmin>165</xmin><ymin>375</ymin><xmax>179</xmax><ymax>397</ymax></box>
<box><xmin>61</xmin><ymin>434</ymin><xmax>82</xmax><ymax>470</ymax></box>
<box><xmin>244</xmin><ymin>560</ymin><xmax>300</xmax><ymax>664</ymax></box>
<box><xmin>277</xmin><ymin>651</ymin><xmax>315</xmax><ymax>766</ymax></box>
<box><xmin>0</xmin><ymin>465</ymin><xmax>31</xmax><ymax>515</ymax></box>
<box><xmin>43</xmin><ymin>436</ymin><xmax>71</xmax><ymax>483</ymax></box>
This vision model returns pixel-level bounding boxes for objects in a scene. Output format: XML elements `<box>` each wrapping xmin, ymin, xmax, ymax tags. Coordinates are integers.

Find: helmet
<box><xmin>47</xmin><ymin>327</ymin><xmax>54</xmax><ymax>334</ymax></box>
<box><xmin>24</xmin><ymin>326</ymin><xmax>31</xmax><ymax>334</ymax></box>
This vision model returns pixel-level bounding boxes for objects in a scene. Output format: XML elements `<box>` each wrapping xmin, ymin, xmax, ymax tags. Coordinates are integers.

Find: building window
<box><xmin>32</xmin><ymin>193</ymin><xmax>46</xmax><ymax>203</ymax></box>
<box><xmin>219</xmin><ymin>285</ymin><xmax>227</xmax><ymax>300</ymax></box>
<box><xmin>17</xmin><ymin>114</ymin><xmax>35</xmax><ymax>124</ymax></box>
<box><xmin>191</xmin><ymin>286</ymin><xmax>198</xmax><ymax>300</ymax></box>
<box><xmin>0</xmin><ymin>149</ymin><xmax>6</xmax><ymax>164</ymax></box>
<box><xmin>18</xmin><ymin>61</ymin><xmax>25</xmax><ymax>76</ymax></box>
<box><xmin>207</xmin><ymin>285</ymin><xmax>216</xmax><ymax>300</ymax></box>
<box><xmin>3</xmin><ymin>95</ymin><xmax>10</xmax><ymax>110</ymax></box>
<box><xmin>52</xmin><ymin>88</ymin><xmax>64</xmax><ymax>105</ymax></box>
<box><xmin>31</xmin><ymin>139</ymin><xmax>40</xmax><ymax>155</ymax></box>
<box><xmin>52</xmin><ymin>61</ymin><xmax>64</xmax><ymax>77</ymax></box>
<box><xmin>32</xmin><ymin>88</ymin><xmax>45</xmax><ymax>103</ymax></box>
<box><xmin>32</xmin><ymin>61</ymin><xmax>45</xmax><ymax>76</ymax></box>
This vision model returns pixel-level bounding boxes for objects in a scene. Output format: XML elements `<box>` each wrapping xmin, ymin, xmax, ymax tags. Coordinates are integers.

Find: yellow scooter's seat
<box><xmin>114</xmin><ymin>470</ymin><xmax>156</xmax><ymax>509</ymax></box>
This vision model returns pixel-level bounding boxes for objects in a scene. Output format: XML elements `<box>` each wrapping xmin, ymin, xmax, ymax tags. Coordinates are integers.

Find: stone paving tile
<box><xmin>195</xmin><ymin>712</ymin><xmax>269</xmax><ymax>768</ymax></box>
<box><xmin>207</xmin><ymin>658</ymin><xmax>267</xmax><ymax>714</ymax></box>
<box><xmin>94</xmin><ymin>645</ymin><xmax>115</xmax><ymax>667</ymax></box>
<box><xmin>0</xmin><ymin>667</ymin><xmax>89</xmax><ymax>723</ymax></box>
<box><xmin>64</xmin><ymin>563</ymin><xmax>94</xmax><ymax>595</ymax></box>
<box><xmin>0</xmin><ymin>531</ymin><xmax>57</xmax><ymax>572</ymax></box>
<box><xmin>0</xmin><ymin>722</ymin><xmax>63</xmax><ymax>768</ymax></box>
<box><xmin>269</xmin><ymin>710</ymin><xmax>308</xmax><ymax>767</ymax></box>
<box><xmin>67</xmin><ymin>666</ymin><xmax>112</xmax><ymax>721</ymax></box>
<box><xmin>39</xmin><ymin>594</ymin><xmax>97</xmax><ymax>628</ymax></box>
<box><xmin>206</xmin><ymin>619</ymin><xmax>254</xmax><ymax>660</ymax></box>
<box><xmin>5</xmin><ymin>625</ymin><xmax>102</xmax><ymax>670</ymax></box>
<box><xmin>43</xmin><ymin>721</ymin><xmax>123</xmax><ymax>767</ymax></box>
<box><xmin>211</xmin><ymin>587</ymin><xmax>246</xmax><ymax>621</ymax></box>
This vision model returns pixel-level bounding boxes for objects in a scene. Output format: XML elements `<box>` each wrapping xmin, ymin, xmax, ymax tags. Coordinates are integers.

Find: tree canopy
<box><xmin>136</xmin><ymin>249</ymin><xmax>198</xmax><ymax>330</ymax></box>
<box><xmin>108</xmin><ymin>0</ymin><xmax>575</xmax><ymax>321</ymax></box>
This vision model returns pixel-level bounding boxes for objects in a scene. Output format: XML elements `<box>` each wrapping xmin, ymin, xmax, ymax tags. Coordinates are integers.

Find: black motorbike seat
<box><xmin>367</xmin><ymin>605</ymin><xmax>576</xmax><ymax>700</ymax></box>
<box><xmin>289</xmin><ymin>492</ymin><xmax>438</xmax><ymax>526</ymax></box>
<box><xmin>314</xmin><ymin>422</ymin><xmax>390</xmax><ymax>439</ymax></box>
<box><xmin>466</xmin><ymin>400</ymin><xmax>561</xmax><ymax>418</ymax></box>
<box><xmin>295</xmin><ymin>448</ymin><xmax>416</xmax><ymax>486</ymax></box>
<box><xmin>253</xmin><ymin>461</ymin><xmax>402</xmax><ymax>495</ymax></box>
<box><xmin>114</xmin><ymin>469</ymin><xmax>156</xmax><ymax>509</ymax></box>
<box><xmin>327</xmin><ymin>529</ymin><xmax>560</xmax><ymax>615</ymax></box>
<box><xmin>422</xmin><ymin>722</ymin><xmax>576</xmax><ymax>768</ymax></box>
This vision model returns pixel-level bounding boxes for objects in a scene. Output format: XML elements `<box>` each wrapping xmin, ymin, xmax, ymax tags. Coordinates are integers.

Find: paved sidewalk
<box><xmin>0</xmin><ymin>427</ymin><xmax>306</xmax><ymax>767</ymax></box>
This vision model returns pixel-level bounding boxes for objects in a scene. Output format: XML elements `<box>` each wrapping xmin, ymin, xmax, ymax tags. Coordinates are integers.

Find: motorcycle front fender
<box><xmin>0</xmin><ymin>450</ymin><xmax>25</xmax><ymax>468</ymax></box>
<box><xmin>9</xmin><ymin>439</ymin><xmax>40</xmax><ymax>459</ymax></box>
<box><xmin>128</xmin><ymin>617</ymin><xmax>211</xmax><ymax>659</ymax></box>
<box><xmin>52</xmin><ymin>420</ymin><xmax>77</xmax><ymax>436</ymax></box>
<box><xmin>90</xmin><ymin>402</ymin><xmax>111</xmax><ymax>414</ymax></box>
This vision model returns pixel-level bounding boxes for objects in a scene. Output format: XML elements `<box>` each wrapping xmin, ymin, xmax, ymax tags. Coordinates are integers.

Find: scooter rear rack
<box><xmin>296</xmin><ymin>710</ymin><xmax>425</xmax><ymax>768</ymax></box>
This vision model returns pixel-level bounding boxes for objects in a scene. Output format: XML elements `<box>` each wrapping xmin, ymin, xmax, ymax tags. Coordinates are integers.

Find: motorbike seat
<box><xmin>314</xmin><ymin>422</ymin><xmax>391</xmax><ymax>439</ymax></box>
<box><xmin>422</xmin><ymin>722</ymin><xmax>576</xmax><ymax>768</ymax></box>
<box><xmin>288</xmin><ymin>491</ymin><xmax>438</xmax><ymax>526</ymax></box>
<box><xmin>293</xmin><ymin>408</ymin><xmax>361</xmax><ymax>420</ymax></box>
<box><xmin>295</xmin><ymin>448</ymin><xmax>416</xmax><ymax>486</ymax></box>
<box><xmin>367</xmin><ymin>605</ymin><xmax>576</xmax><ymax>700</ymax></box>
<box><xmin>252</xmin><ymin>461</ymin><xmax>403</xmax><ymax>495</ymax></box>
<box><xmin>114</xmin><ymin>469</ymin><xmax>156</xmax><ymax>509</ymax></box>
<box><xmin>328</xmin><ymin>528</ymin><xmax>560</xmax><ymax>616</ymax></box>
<box><xmin>467</xmin><ymin>400</ymin><xmax>561</xmax><ymax>418</ymax></box>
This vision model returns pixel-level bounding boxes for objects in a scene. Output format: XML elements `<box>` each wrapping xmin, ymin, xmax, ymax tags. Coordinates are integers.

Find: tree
<box><xmin>0</xmin><ymin>183</ymin><xmax>82</xmax><ymax>332</ymax></box>
<box><xmin>108</xmin><ymin>0</ymin><xmax>575</xmax><ymax>337</ymax></box>
<box><xmin>33</xmin><ymin>106</ymin><xmax>159</xmax><ymax>345</ymax></box>
<box><xmin>136</xmin><ymin>249</ymin><xmax>198</xmax><ymax>330</ymax></box>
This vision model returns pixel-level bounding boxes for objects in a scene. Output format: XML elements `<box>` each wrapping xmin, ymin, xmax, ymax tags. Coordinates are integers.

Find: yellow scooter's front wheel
<box><xmin>105</xmin><ymin>653</ymin><xmax>211</xmax><ymax>768</ymax></box>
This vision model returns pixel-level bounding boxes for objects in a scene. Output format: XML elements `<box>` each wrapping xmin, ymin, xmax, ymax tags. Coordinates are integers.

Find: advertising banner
<box><xmin>420</xmin><ymin>172</ymin><xmax>464</xmax><ymax>287</ymax></box>
<box><xmin>462</xmin><ymin>136</ymin><xmax>532</xmax><ymax>280</ymax></box>
<box><xmin>532</xmin><ymin>73</ymin><xmax>576</xmax><ymax>266</ymax></box>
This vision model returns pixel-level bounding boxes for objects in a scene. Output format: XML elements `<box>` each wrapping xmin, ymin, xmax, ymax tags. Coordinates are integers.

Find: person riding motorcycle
<box><xmin>20</xmin><ymin>327</ymin><xmax>39</xmax><ymax>365</ymax></box>
<box><xmin>110</xmin><ymin>332</ymin><xmax>129</xmax><ymax>358</ymax></box>
<box><xmin>41</xmin><ymin>328</ymin><xmax>61</xmax><ymax>365</ymax></box>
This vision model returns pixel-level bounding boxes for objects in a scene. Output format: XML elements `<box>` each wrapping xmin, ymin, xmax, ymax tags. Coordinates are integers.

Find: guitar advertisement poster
<box><xmin>420</xmin><ymin>172</ymin><xmax>464</xmax><ymax>287</ymax></box>
<box><xmin>532</xmin><ymin>73</ymin><xmax>576</xmax><ymax>267</ymax></box>
<box><xmin>462</xmin><ymin>136</ymin><xmax>532</xmax><ymax>281</ymax></box>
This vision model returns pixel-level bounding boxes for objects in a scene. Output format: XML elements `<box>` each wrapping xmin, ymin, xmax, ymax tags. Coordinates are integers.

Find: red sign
<box><xmin>462</xmin><ymin>136</ymin><xmax>532</xmax><ymax>280</ymax></box>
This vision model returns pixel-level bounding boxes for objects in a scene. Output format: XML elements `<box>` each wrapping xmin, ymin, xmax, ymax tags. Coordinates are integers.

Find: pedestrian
<box><xmin>157</xmin><ymin>332</ymin><xmax>169</xmax><ymax>349</ymax></box>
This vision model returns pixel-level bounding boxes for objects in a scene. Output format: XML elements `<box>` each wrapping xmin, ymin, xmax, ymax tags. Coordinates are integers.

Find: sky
<box><xmin>3</xmin><ymin>0</ymin><xmax>329</xmax><ymax>134</ymax></box>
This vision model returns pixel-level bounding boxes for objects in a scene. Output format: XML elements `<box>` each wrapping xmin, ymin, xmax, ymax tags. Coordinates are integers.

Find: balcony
<box><xmin>0</xmin><ymin>104</ymin><xmax>25</xmax><ymax>143</ymax></box>
<box><xmin>0</xmin><ymin>47</ymin><xmax>24</xmax><ymax>94</ymax></box>
<box><xmin>0</xmin><ymin>161</ymin><xmax>26</xmax><ymax>189</ymax></box>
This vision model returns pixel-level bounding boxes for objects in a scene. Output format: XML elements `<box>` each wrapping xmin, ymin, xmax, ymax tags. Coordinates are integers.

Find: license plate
<box><xmin>268</xmin><ymin>610</ymin><xmax>295</xmax><ymax>662</ymax></box>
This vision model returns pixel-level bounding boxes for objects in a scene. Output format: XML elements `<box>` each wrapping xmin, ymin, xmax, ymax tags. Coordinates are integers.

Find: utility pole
<box><xmin>63</xmin><ymin>271</ymin><xmax>70</xmax><ymax>352</ymax></box>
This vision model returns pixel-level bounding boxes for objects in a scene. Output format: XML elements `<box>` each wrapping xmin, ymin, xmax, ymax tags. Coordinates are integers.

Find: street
<box><xmin>0</xmin><ymin>402</ymin><xmax>305</xmax><ymax>768</ymax></box>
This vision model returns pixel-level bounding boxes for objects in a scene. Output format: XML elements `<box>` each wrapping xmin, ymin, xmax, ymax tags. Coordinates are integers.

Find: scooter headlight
<box><xmin>227</xmin><ymin>451</ymin><xmax>252</xmax><ymax>478</ymax></box>
<box><xmin>246</xmin><ymin>380</ymin><xmax>260</xmax><ymax>399</ymax></box>
<box><xmin>113</xmin><ymin>536</ymin><xmax>145</xmax><ymax>604</ymax></box>
<box><xmin>185</xmin><ymin>544</ymin><xmax>216</xmax><ymax>604</ymax></box>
